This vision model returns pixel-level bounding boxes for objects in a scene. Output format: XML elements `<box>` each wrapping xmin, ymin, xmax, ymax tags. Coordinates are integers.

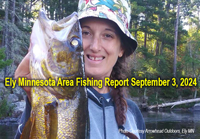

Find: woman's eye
<box><xmin>82</xmin><ymin>31</ymin><xmax>90</xmax><ymax>36</ymax></box>
<box><xmin>104</xmin><ymin>34</ymin><xmax>113</xmax><ymax>38</ymax></box>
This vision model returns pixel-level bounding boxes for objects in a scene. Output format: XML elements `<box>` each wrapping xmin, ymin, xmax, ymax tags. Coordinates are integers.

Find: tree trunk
<box><xmin>12</xmin><ymin>0</ymin><xmax>16</xmax><ymax>30</ymax></box>
<box><xmin>134</xmin><ymin>23</ymin><xmax>137</xmax><ymax>40</ymax></box>
<box><xmin>148</xmin><ymin>98</ymin><xmax>200</xmax><ymax>109</ymax></box>
<box><xmin>156</xmin><ymin>14</ymin><xmax>161</xmax><ymax>64</ymax></box>
<box><xmin>11</xmin><ymin>0</ymin><xmax>16</xmax><ymax>71</ymax></box>
<box><xmin>173</xmin><ymin>0</ymin><xmax>180</xmax><ymax>77</ymax></box>
<box><xmin>160</xmin><ymin>41</ymin><xmax>164</xmax><ymax>55</ymax></box>
<box><xmin>4</xmin><ymin>0</ymin><xmax>9</xmax><ymax>76</ymax></box>
<box><xmin>198</xmin><ymin>5</ymin><xmax>200</xmax><ymax>30</ymax></box>
<box><xmin>156</xmin><ymin>40</ymin><xmax>159</xmax><ymax>64</ymax></box>
<box><xmin>30</xmin><ymin>0</ymin><xmax>32</xmax><ymax>18</ymax></box>
<box><xmin>144</xmin><ymin>27</ymin><xmax>147</xmax><ymax>48</ymax></box>
<box><xmin>11</xmin><ymin>0</ymin><xmax>16</xmax><ymax>39</ymax></box>
<box><xmin>25</xmin><ymin>4</ymin><xmax>29</xmax><ymax>23</ymax></box>
<box><xmin>133</xmin><ymin>23</ymin><xmax>137</xmax><ymax>70</ymax></box>
<box><xmin>194</xmin><ymin>88</ymin><xmax>197</xmax><ymax>98</ymax></box>
<box><xmin>4</xmin><ymin>0</ymin><xmax>8</xmax><ymax>50</ymax></box>
<box><xmin>21</xmin><ymin>3</ymin><xmax>25</xmax><ymax>22</ymax></box>
<box><xmin>144</xmin><ymin>87</ymin><xmax>147</xmax><ymax>98</ymax></box>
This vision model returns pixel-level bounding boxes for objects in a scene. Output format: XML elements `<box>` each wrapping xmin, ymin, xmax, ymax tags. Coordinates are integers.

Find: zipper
<box><xmin>99</xmin><ymin>97</ymin><xmax>107</xmax><ymax>139</ymax></box>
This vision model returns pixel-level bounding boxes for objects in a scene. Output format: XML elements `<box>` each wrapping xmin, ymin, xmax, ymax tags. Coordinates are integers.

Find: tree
<box><xmin>0</xmin><ymin>48</ymin><xmax>12</xmax><ymax>70</ymax></box>
<box><xmin>173</xmin><ymin>0</ymin><xmax>180</xmax><ymax>77</ymax></box>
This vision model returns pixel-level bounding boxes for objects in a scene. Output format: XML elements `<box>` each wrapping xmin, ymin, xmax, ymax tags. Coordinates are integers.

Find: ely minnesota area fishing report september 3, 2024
<box><xmin>4</xmin><ymin>77</ymin><xmax>197</xmax><ymax>89</ymax></box>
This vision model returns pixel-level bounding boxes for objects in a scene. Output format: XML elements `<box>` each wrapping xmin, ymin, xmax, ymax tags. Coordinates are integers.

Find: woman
<box><xmin>14</xmin><ymin>0</ymin><xmax>146</xmax><ymax>138</ymax></box>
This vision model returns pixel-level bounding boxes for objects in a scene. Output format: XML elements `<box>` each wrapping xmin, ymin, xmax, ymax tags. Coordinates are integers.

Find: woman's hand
<box><xmin>14</xmin><ymin>51</ymin><xmax>31</xmax><ymax>102</ymax></box>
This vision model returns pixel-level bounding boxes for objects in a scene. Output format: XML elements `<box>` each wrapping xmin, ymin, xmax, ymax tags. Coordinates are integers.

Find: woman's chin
<box><xmin>85</xmin><ymin>69</ymin><xmax>106</xmax><ymax>80</ymax></box>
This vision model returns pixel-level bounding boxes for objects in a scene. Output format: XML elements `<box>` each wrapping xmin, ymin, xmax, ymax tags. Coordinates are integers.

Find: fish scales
<box><xmin>20</xmin><ymin>9</ymin><xmax>89</xmax><ymax>139</ymax></box>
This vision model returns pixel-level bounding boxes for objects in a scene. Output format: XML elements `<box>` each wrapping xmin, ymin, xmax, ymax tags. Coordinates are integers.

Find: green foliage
<box><xmin>0</xmin><ymin>88</ymin><xmax>15</xmax><ymax>118</ymax></box>
<box><xmin>148</xmin><ymin>92</ymin><xmax>164</xmax><ymax>105</ymax></box>
<box><xmin>0</xmin><ymin>48</ymin><xmax>12</xmax><ymax>69</ymax></box>
<box><xmin>0</xmin><ymin>21</ymin><xmax>3</xmax><ymax>41</ymax></box>
<box><xmin>128</xmin><ymin>0</ymin><xmax>200</xmax><ymax>106</ymax></box>
<box><xmin>0</xmin><ymin>98</ymin><xmax>14</xmax><ymax>118</ymax></box>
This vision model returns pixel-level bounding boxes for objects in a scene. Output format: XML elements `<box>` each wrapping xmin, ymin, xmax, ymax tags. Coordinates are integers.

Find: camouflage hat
<box><xmin>77</xmin><ymin>0</ymin><xmax>137</xmax><ymax>56</ymax></box>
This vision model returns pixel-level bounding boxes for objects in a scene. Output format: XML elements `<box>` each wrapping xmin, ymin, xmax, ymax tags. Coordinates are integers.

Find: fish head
<box><xmin>37</xmin><ymin>10</ymin><xmax>84</xmax><ymax>99</ymax></box>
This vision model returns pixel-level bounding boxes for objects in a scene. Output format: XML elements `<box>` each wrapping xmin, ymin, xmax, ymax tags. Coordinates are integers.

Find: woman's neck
<box><xmin>93</xmin><ymin>86</ymin><xmax>110</xmax><ymax>94</ymax></box>
<box><xmin>86</xmin><ymin>76</ymin><xmax>110</xmax><ymax>94</ymax></box>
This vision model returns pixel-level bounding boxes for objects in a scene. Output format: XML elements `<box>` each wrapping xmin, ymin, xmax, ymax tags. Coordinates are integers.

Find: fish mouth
<box><xmin>87</xmin><ymin>55</ymin><xmax>105</xmax><ymax>61</ymax></box>
<box><xmin>50</xmin><ymin>71</ymin><xmax>78</xmax><ymax>80</ymax></box>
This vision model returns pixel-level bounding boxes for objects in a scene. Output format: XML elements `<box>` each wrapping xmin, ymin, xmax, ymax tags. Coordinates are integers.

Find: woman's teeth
<box><xmin>88</xmin><ymin>56</ymin><xmax>103</xmax><ymax>61</ymax></box>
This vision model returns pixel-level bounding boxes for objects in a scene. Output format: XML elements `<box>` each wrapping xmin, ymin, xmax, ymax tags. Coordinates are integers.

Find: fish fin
<box><xmin>20</xmin><ymin>115</ymin><xmax>35</xmax><ymax>139</ymax></box>
<box><xmin>45</xmin><ymin>101</ymin><xmax>58</xmax><ymax>139</ymax></box>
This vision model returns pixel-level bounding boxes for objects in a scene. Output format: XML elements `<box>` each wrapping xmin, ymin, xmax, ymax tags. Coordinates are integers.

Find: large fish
<box><xmin>20</xmin><ymin>9</ymin><xmax>89</xmax><ymax>139</ymax></box>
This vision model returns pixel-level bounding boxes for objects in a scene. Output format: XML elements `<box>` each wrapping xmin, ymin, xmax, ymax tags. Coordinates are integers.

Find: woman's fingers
<box><xmin>15</xmin><ymin>51</ymin><xmax>31</xmax><ymax>102</ymax></box>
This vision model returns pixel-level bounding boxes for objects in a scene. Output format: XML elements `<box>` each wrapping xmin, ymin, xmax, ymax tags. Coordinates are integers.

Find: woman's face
<box><xmin>81</xmin><ymin>18</ymin><xmax>124</xmax><ymax>79</ymax></box>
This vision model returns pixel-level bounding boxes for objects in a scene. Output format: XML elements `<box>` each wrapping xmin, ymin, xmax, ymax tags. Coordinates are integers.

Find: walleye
<box><xmin>20</xmin><ymin>9</ymin><xmax>89</xmax><ymax>139</ymax></box>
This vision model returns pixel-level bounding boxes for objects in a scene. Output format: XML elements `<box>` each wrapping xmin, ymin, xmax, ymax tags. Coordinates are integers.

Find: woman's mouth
<box><xmin>87</xmin><ymin>55</ymin><xmax>105</xmax><ymax>61</ymax></box>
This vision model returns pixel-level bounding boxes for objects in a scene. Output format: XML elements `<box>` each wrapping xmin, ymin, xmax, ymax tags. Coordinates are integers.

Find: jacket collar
<box><xmin>87</xmin><ymin>86</ymin><xmax>114</xmax><ymax>107</ymax></box>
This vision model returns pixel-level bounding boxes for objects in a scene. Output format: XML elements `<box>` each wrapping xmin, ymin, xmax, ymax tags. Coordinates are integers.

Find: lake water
<box><xmin>0</xmin><ymin>110</ymin><xmax>199</xmax><ymax>139</ymax></box>
<box><xmin>143</xmin><ymin>110</ymin><xmax>200</xmax><ymax>139</ymax></box>
<box><xmin>0</xmin><ymin>124</ymin><xmax>18</xmax><ymax>139</ymax></box>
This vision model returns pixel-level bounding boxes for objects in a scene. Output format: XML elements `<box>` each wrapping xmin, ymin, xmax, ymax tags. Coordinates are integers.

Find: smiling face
<box><xmin>81</xmin><ymin>17</ymin><xmax>124</xmax><ymax>80</ymax></box>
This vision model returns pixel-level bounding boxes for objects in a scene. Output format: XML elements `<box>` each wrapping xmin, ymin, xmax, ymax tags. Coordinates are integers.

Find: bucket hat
<box><xmin>77</xmin><ymin>0</ymin><xmax>137</xmax><ymax>57</ymax></box>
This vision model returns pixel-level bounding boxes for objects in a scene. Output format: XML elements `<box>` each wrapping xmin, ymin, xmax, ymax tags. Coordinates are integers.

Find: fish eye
<box><xmin>70</xmin><ymin>37</ymin><xmax>80</xmax><ymax>48</ymax></box>
<box><xmin>71</xmin><ymin>39</ymin><xmax>78</xmax><ymax>46</ymax></box>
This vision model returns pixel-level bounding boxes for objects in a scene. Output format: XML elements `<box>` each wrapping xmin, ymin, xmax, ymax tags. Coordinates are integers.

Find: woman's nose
<box><xmin>90</xmin><ymin>36</ymin><xmax>101</xmax><ymax>52</ymax></box>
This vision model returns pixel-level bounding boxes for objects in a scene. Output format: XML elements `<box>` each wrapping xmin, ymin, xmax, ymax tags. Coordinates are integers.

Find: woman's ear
<box><xmin>118</xmin><ymin>48</ymin><xmax>124</xmax><ymax>58</ymax></box>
